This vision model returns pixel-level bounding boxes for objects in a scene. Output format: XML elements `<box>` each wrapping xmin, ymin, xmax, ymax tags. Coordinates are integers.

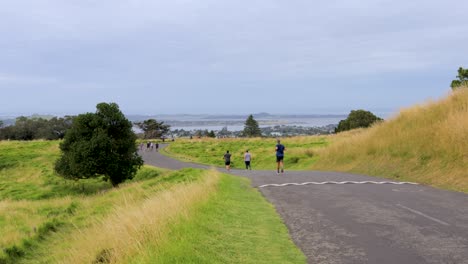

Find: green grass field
<box><xmin>0</xmin><ymin>141</ymin><xmax>305</xmax><ymax>263</ymax></box>
<box><xmin>0</xmin><ymin>140</ymin><xmax>114</xmax><ymax>201</ymax></box>
<box><xmin>164</xmin><ymin>136</ymin><xmax>328</xmax><ymax>170</ymax></box>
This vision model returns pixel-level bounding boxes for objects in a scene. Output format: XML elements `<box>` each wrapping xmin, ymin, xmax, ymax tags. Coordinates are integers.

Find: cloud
<box><xmin>0</xmin><ymin>73</ymin><xmax>58</xmax><ymax>86</ymax></box>
<box><xmin>0</xmin><ymin>0</ymin><xmax>467</xmax><ymax>113</ymax></box>
<box><xmin>1</xmin><ymin>0</ymin><xmax>466</xmax><ymax>76</ymax></box>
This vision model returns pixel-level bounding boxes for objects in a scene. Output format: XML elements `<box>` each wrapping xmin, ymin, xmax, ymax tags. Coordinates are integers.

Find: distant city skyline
<box><xmin>1</xmin><ymin>1</ymin><xmax>467</xmax><ymax>115</ymax></box>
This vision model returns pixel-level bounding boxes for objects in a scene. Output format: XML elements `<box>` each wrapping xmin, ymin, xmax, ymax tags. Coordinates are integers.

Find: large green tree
<box><xmin>55</xmin><ymin>103</ymin><xmax>143</xmax><ymax>187</ymax></box>
<box><xmin>335</xmin><ymin>110</ymin><xmax>383</xmax><ymax>133</ymax></box>
<box><xmin>135</xmin><ymin>119</ymin><xmax>170</xmax><ymax>139</ymax></box>
<box><xmin>451</xmin><ymin>67</ymin><xmax>468</xmax><ymax>90</ymax></box>
<box><xmin>243</xmin><ymin>114</ymin><xmax>262</xmax><ymax>137</ymax></box>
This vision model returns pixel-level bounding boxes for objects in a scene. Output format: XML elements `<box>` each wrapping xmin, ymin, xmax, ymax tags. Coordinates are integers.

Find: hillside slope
<box><xmin>0</xmin><ymin>141</ymin><xmax>304</xmax><ymax>263</ymax></box>
<box><xmin>312</xmin><ymin>88</ymin><xmax>468</xmax><ymax>193</ymax></box>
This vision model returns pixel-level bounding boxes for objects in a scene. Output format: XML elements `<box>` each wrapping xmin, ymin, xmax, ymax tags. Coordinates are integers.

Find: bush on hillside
<box><xmin>450</xmin><ymin>67</ymin><xmax>468</xmax><ymax>90</ymax></box>
<box><xmin>55</xmin><ymin>103</ymin><xmax>143</xmax><ymax>187</ymax></box>
<box><xmin>335</xmin><ymin>110</ymin><xmax>383</xmax><ymax>133</ymax></box>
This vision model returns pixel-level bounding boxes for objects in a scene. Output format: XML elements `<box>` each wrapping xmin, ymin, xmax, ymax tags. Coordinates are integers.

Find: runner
<box><xmin>155</xmin><ymin>142</ymin><xmax>159</xmax><ymax>152</ymax></box>
<box><xmin>244</xmin><ymin>150</ymin><xmax>252</xmax><ymax>170</ymax></box>
<box><xmin>223</xmin><ymin>150</ymin><xmax>232</xmax><ymax>171</ymax></box>
<box><xmin>275</xmin><ymin>139</ymin><xmax>285</xmax><ymax>174</ymax></box>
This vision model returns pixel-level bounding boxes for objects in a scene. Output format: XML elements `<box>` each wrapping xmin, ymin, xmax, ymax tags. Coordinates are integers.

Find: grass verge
<box><xmin>47</xmin><ymin>170</ymin><xmax>220</xmax><ymax>264</ymax></box>
<box><xmin>128</xmin><ymin>173</ymin><xmax>306</xmax><ymax>264</ymax></box>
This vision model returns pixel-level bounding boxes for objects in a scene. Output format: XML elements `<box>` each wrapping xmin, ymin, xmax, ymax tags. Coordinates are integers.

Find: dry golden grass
<box><xmin>312</xmin><ymin>87</ymin><xmax>468</xmax><ymax>192</ymax></box>
<box><xmin>53</xmin><ymin>170</ymin><xmax>220</xmax><ymax>264</ymax></box>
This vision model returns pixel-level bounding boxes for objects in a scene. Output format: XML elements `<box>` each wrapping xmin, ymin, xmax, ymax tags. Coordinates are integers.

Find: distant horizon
<box><xmin>0</xmin><ymin>92</ymin><xmax>449</xmax><ymax>117</ymax></box>
<box><xmin>0</xmin><ymin>108</ymin><xmax>395</xmax><ymax>119</ymax></box>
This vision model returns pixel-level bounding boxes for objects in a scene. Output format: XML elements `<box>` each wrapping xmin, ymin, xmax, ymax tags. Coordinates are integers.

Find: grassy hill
<box><xmin>164</xmin><ymin>88</ymin><xmax>467</xmax><ymax>193</ymax></box>
<box><xmin>0</xmin><ymin>141</ymin><xmax>305</xmax><ymax>263</ymax></box>
<box><xmin>311</xmin><ymin>88</ymin><xmax>468</xmax><ymax>193</ymax></box>
<box><xmin>164</xmin><ymin>136</ymin><xmax>328</xmax><ymax>170</ymax></box>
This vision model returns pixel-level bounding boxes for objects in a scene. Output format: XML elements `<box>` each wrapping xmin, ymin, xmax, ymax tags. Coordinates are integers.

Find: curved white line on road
<box><xmin>258</xmin><ymin>181</ymin><xmax>419</xmax><ymax>188</ymax></box>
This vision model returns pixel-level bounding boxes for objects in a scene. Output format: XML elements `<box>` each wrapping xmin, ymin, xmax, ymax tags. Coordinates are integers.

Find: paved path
<box><xmin>140</xmin><ymin>147</ymin><xmax>468</xmax><ymax>264</ymax></box>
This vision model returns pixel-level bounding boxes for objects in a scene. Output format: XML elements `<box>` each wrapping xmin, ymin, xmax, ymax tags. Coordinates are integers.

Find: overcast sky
<box><xmin>1</xmin><ymin>0</ymin><xmax>467</xmax><ymax>116</ymax></box>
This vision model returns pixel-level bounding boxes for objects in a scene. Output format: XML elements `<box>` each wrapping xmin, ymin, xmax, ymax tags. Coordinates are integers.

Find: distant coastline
<box><xmin>0</xmin><ymin>112</ymin><xmax>391</xmax><ymax>133</ymax></box>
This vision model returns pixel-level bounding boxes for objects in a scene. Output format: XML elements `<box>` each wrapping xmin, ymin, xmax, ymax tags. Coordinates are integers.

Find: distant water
<box><xmin>171</xmin><ymin>117</ymin><xmax>344</xmax><ymax>131</ymax></box>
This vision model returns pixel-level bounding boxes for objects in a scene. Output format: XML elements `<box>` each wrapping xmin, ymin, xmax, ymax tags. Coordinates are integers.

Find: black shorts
<box><xmin>225</xmin><ymin>161</ymin><xmax>231</xmax><ymax>166</ymax></box>
<box><xmin>276</xmin><ymin>156</ymin><xmax>284</xmax><ymax>162</ymax></box>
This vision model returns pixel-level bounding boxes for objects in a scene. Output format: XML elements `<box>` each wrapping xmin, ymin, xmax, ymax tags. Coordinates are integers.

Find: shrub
<box><xmin>335</xmin><ymin>110</ymin><xmax>382</xmax><ymax>133</ymax></box>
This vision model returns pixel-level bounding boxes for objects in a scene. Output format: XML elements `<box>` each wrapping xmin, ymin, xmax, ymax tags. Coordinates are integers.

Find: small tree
<box><xmin>55</xmin><ymin>103</ymin><xmax>143</xmax><ymax>187</ymax></box>
<box><xmin>218</xmin><ymin>126</ymin><xmax>231</xmax><ymax>137</ymax></box>
<box><xmin>451</xmin><ymin>67</ymin><xmax>468</xmax><ymax>90</ymax></box>
<box><xmin>243</xmin><ymin>114</ymin><xmax>262</xmax><ymax>137</ymax></box>
<box><xmin>194</xmin><ymin>130</ymin><xmax>203</xmax><ymax>138</ymax></box>
<box><xmin>13</xmin><ymin>116</ymin><xmax>37</xmax><ymax>140</ymax></box>
<box><xmin>47</xmin><ymin>116</ymin><xmax>74</xmax><ymax>139</ymax></box>
<box><xmin>135</xmin><ymin>119</ymin><xmax>170</xmax><ymax>139</ymax></box>
<box><xmin>335</xmin><ymin>110</ymin><xmax>383</xmax><ymax>133</ymax></box>
<box><xmin>207</xmin><ymin>130</ymin><xmax>216</xmax><ymax>138</ymax></box>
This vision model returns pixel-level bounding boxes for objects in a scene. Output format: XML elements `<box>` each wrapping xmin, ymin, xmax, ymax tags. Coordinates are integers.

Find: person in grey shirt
<box><xmin>244</xmin><ymin>150</ymin><xmax>252</xmax><ymax>170</ymax></box>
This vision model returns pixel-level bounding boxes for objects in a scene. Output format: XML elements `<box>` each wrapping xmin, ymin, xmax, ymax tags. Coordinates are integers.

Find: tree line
<box><xmin>0</xmin><ymin>116</ymin><xmax>172</xmax><ymax>141</ymax></box>
<box><xmin>0</xmin><ymin>116</ymin><xmax>74</xmax><ymax>140</ymax></box>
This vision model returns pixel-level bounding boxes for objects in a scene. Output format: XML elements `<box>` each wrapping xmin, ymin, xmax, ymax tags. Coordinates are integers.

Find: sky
<box><xmin>0</xmin><ymin>0</ymin><xmax>467</xmax><ymax>116</ymax></box>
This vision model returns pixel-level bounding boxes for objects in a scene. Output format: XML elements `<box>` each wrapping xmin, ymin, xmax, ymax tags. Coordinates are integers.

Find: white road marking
<box><xmin>396</xmin><ymin>204</ymin><xmax>450</xmax><ymax>226</ymax></box>
<box><xmin>258</xmin><ymin>181</ymin><xmax>419</xmax><ymax>188</ymax></box>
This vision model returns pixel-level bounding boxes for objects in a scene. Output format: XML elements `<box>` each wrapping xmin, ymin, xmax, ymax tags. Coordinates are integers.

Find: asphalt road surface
<box><xmin>140</xmin><ymin>146</ymin><xmax>468</xmax><ymax>264</ymax></box>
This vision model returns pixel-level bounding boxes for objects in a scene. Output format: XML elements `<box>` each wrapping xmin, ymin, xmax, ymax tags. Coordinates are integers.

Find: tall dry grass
<box><xmin>53</xmin><ymin>170</ymin><xmax>219</xmax><ymax>263</ymax></box>
<box><xmin>312</xmin><ymin>88</ymin><xmax>468</xmax><ymax>192</ymax></box>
